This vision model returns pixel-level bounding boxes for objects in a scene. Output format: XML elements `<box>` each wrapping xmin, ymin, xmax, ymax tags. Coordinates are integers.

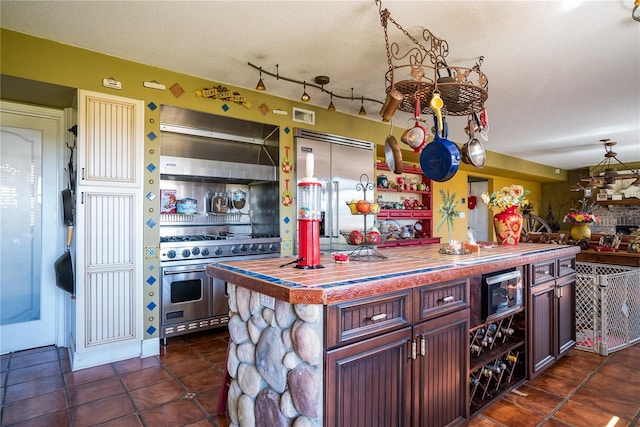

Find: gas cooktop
<box><xmin>160</xmin><ymin>233</ymin><xmax>279</xmax><ymax>243</ymax></box>
<box><xmin>159</xmin><ymin>233</ymin><xmax>281</xmax><ymax>262</ymax></box>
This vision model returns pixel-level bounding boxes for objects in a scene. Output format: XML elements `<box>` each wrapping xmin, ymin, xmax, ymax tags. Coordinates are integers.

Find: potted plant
<box><xmin>436</xmin><ymin>189</ymin><xmax>461</xmax><ymax>247</ymax></box>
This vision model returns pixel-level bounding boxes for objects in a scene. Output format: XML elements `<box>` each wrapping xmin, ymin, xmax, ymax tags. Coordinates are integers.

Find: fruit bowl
<box><xmin>346</xmin><ymin>200</ymin><xmax>377</xmax><ymax>215</ymax></box>
<box><xmin>340</xmin><ymin>230</ymin><xmax>390</xmax><ymax>246</ymax></box>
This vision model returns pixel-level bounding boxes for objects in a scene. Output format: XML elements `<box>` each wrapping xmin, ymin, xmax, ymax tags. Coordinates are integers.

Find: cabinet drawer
<box><xmin>414</xmin><ymin>279</ymin><xmax>468</xmax><ymax>321</ymax></box>
<box><xmin>530</xmin><ymin>260</ymin><xmax>556</xmax><ymax>287</ymax></box>
<box><xmin>557</xmin><ymin>256</ymin><xmax>575</xmax><ymax>277</ymax></box>
<box><xmin>325</xmin><ymin>290</ymin><xmax>412</xmax><ymax>348</ymax></box>
<box><xmin>411</xmin><ymin>210</ymin><xmax>432</xmax><ymax>219</ymax></box>
<box><xmin>392</xmin><ymin>211</ymin><xmax>414</xmax><ymax>218</ymax></box>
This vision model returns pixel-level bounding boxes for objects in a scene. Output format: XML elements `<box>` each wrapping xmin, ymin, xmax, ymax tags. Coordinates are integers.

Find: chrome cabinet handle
<box><xmin>370</xmin><ymin>313</ymin><xmax>388</xmax><ymax>321</ymax></box>
<box><xmin>441</xmin><ymin>295</ymin><xmax>454</xmax><ymax>303</ymax></box>
<box><xmin>163</xmin><ymin>268</ymin><xmax>206</xmax><ymax>275</ymax></box>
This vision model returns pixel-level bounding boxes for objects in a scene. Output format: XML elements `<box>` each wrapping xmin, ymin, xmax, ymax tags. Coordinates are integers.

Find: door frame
<box><xmin>0</xmin><ymin>100</ymin><xmax>69</xmax><ymax>352</ymax></box>
<box><xmin>468</xmin><ymin>177</ymin><xmax>490</xmax><ymax>242</ymax></box>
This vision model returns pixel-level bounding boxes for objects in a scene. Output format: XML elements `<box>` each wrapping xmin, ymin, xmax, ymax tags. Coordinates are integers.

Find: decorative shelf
<box><xmin>376</xmin><ymin>162</ymin><xmax>424</xmax><ymax>175</ymax></box>
<box><xmin>377</xmin><ymin>187</ymin><xmax>431</xmax><ymax>195</ymax></box>
<box><xmin>595</xmin><ymin>199</ymin><xmax>640</xmax><ymax>206</ymax></box>
<box><xmin>377</xmin><ymin>209</ymin><xmax>432</xmax><ymax>219</ymax></box>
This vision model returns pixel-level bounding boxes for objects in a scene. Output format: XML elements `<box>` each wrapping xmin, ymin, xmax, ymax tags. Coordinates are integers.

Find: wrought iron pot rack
<box><xmin>377</xmin><ymin>0</ymin><xmax>489</xmax><ymax>118</ymax></box>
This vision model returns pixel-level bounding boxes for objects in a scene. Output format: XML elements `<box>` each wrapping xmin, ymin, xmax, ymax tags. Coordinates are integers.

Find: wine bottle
<box><xmin>501</xmin><ymin>327</ymin><xmax>515</xmax><ymax>336</ymax></box>
<box><xmin>485</xmin><ymin>364</ymin><xmax>501</xmax><ymax>374</ymax></box>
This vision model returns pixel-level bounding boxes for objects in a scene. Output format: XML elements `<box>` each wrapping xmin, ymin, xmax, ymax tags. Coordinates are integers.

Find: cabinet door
<box><xmin>77</xmin><ymin>90</ymin><xmax>144</xmax><ymax>186</ymax></box>
<box><xmin>325</xmin><ymin>327</ymin><xmax>412</xmax><ymax>427</ymax></box>
<box><xmin>75</xmin><ymin>190</ymin><xmax>142</xmax><ymax>350</ymax></box>
<box><xmin>413</xmin><ymin>309</ymin><xmax>469</xmax><ymax>427</ymax></box>
<box><xmin>556</xmin><ymin>274</ymin><xmax>576</xmax><ymax>357</ymax></box>
<box><xmin>528</xmin><ymin>282</ymin><xmax>555</xmax><ymax>377</ymax></box>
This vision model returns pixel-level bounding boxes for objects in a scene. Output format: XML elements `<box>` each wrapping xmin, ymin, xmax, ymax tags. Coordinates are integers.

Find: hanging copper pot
<box><xmin>384</xmin><ymin>134</ymin><xmax>403</xmax><ymax>174</ymax></box>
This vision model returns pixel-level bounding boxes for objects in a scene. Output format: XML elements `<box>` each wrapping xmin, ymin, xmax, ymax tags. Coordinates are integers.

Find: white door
<box><xmin>0</xmin><ymin>102</ymin><xmax>64</xmax><ymax>353</ymax></box>
<box><xmin>468</xmin><ymin>180</ymin><xmax>489</xmax><ymax>242</ymax></box>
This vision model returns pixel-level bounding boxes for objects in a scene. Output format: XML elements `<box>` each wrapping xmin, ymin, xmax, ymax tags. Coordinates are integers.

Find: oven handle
<box><xmin>163</xmin><ymin>268</ymin><xmax>206</xmax><ymax>275</ymax></box>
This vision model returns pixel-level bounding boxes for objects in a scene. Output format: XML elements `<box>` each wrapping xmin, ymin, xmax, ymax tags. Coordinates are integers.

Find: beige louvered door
<box><xmin>72</xmin><ymin>91</ymin><xmax>144</xmax><ymax>369</ymax></box>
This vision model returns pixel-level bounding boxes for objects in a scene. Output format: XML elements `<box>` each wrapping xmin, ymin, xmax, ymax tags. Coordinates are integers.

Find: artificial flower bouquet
<box><xmin>563</xmin><ymin>199</ymin><xmax>600</xmax><ymax>224</ymax></box>
<box><xmin>481</xmin><ymin>185</ymin><xmax>530</xmax><ymax>211</ymax></box>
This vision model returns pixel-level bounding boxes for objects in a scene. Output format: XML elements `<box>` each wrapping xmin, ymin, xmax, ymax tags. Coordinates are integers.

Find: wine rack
<box><xmin>469</xmin><ymin>310</ymin><xmax>526</xmax><ymax>414</ymax></box>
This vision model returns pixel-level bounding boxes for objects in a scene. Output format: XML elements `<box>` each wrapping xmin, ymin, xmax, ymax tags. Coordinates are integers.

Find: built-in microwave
<box><xmin>481</xmin><ymin>269</ymin><xmax>523</xmax><ymax>322</ymax></box>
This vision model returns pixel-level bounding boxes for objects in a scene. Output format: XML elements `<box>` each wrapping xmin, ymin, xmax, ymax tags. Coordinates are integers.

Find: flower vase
<box><xmin>570</xmin><ymin>223</ymin><xmax>591</xmax><ymax>240</ymax></box>
<box><xmin>493</xmin><ymin>206</ymin><xmax>523</xmax><ymax>245</ymax></box>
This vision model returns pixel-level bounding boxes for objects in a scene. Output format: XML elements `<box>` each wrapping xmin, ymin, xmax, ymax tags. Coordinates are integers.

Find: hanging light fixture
<box><xmin>327</xmin><ymin>92</ymin><xmax>336</xmax><ymax>111</ymax></box>
<box><xmin>570</xmin><ymin>181</ymin><xmax>585</xmax><ymax>192</ymax></box>
<box><xmin>255</xmin><ymin>67</ymin><xmax>266</xmax><ymax>91</ymax></box>
<box><xmin>301</xmin><ymin>81</ymin><xmax>311</xmax><ymax>102</ymax></box>
<box><xmin>578</xmin><ymin>139</ymin><xmax>640</xmax><ymax>189</ymax></box>
<box><xmin>359</xmin><ymin>97</ymin><xmax>367</xmax><ymax>116</ymax></box>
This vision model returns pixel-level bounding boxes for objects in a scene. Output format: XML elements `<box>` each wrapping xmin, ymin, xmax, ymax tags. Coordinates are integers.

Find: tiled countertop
<box><xmin>206</xmin><ymin>244</ymin><xmax>580</xmax><ymax>305</ymax></box>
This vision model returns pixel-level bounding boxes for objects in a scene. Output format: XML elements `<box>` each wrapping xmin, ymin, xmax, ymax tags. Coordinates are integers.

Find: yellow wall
<box><xmin>0</xmin><ymin>28</ymin><xmax>558</xmax><ymax>340</ymax></box>
<box><xmin>429</xmin><ymin>169</ymin><xmax>542</xmax><ymax>242</ymax></box>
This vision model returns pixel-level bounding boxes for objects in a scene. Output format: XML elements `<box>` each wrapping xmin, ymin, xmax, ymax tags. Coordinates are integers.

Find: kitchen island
<box><xmin>207</xmin><ymin>243</ymin><xmax>580</xmax><ymax>427</ymax></box>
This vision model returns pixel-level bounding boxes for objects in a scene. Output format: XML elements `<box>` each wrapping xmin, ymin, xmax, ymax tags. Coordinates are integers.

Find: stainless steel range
<box><xmin>158</xmin><ymin>104</ymin><xmax>281</xmax><ymax>341</ymax></box>
<box><xmin>159</xmin><ymin>233</ymin><xmax>281</xmax><ymax>341</ymax></box>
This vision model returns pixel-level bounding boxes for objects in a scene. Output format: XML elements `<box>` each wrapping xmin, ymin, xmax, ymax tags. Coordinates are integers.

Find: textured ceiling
<box><xmin>1</xmin><ymin>0</ymin><xmax>639</xmax><ymax>170</ymax></box>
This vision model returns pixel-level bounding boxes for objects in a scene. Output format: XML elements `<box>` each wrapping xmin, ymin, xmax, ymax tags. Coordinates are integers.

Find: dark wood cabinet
<box><xmin>527</xmin><ymin>259</ymin><xmax>576</xmax><ymax>379</ymax></box>
<box><xmin>529</xmin><ymin>281</ymin><xmax>555</xmax><ymax>374</ymax></box>
<box><xmin>413</xmin><ymin>309</ymin><xmax>469</xmax><ymax>427</ymax></box>
<box><xmin>556</xmin><ymin>274</ymin><xmax>577</xmax><ymax>357</ymax></box>
<box><xmin>325</xmin><ymin>279</ymin><xmax>469</xmax><ymax>426</ymax></box>
<box><xmin>325</xmin><ymin>327</ymin><xmax>412</xmax><ymax>427</ymax></box>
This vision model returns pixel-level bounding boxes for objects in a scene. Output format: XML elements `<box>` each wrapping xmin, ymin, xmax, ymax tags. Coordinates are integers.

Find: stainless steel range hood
<box><xmin>159</xmin><ymin>105</ymin><xmax>279</xmax><ymax>182</ymax></box>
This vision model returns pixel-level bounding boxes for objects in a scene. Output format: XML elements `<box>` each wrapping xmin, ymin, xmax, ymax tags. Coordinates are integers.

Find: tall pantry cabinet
<box><xmin>70</xmin><ymin>90</ymin><xmax>145</xmax><ymax>370</ymax></box>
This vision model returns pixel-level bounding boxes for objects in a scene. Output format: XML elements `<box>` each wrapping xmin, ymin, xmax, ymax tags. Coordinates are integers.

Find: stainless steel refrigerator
<box><xmin>294</xmin><ymin>129</ymin><xmax>375</xmax><ymax>253</ymax></box>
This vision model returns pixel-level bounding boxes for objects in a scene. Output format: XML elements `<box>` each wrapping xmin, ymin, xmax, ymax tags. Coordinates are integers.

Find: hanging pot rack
<box><xmin>377</xmin><ymin>0</ymin><xmax>489</xmax><ymax>118</ymax></box>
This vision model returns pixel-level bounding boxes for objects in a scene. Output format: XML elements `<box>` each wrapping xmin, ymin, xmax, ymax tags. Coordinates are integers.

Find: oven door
<box><xmin>161</xmin><ymin>264</ymin><xmax>211</xmax><ymax>327</ymax></box>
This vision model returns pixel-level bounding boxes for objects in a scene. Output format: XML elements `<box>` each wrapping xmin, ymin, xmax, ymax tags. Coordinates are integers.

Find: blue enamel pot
<box><xmin>420</xmin><ymin>116</ymin><xmax>461</xmax><ymax>182</ymax></box>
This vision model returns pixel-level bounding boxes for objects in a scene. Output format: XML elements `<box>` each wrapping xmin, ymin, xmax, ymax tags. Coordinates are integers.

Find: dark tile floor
<box><xmin>1</xmin><ymin>329</ymin><xmax>639</xmax><ymax>426</ymax></box>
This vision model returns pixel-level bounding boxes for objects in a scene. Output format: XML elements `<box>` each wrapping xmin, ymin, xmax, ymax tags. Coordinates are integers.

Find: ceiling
<box><xmin>1</xmin><ymin>0</ymin><xmax>639</xmax><ymax>171</ymax></box>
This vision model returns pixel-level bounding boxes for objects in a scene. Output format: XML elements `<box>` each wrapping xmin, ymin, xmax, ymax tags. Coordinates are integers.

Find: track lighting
<box><xmin>248</xmin><ymin>62</ymin><xmax>384</xmax><ymax>116</ymax></box>
<box><xmin>301</xmin><ymin>82</ymin><xmax>310</xmax><ymax>103</ymax></box>
<box><xmin>328</xmin><ymin>93</ymin><xmax>336</xmax><ymax>111</ymax></box>
<box><xmin>255</xmin><ymin>67</ymin><xmax>266</xmax><ymax>91</ymax></box>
